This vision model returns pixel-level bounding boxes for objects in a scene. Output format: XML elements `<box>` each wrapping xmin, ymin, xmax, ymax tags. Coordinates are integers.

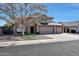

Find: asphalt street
<box><xmin>0</xmin><ymin>40</ymin><xmax>79</xmax><ymax>56</ymax></box>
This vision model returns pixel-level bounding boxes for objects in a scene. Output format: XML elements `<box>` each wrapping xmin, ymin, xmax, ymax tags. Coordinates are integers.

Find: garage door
<box><xmin>56</xmin><ymin>26</ymin><xmax>63</xmax><ymax>33</ymax></box>
<box><xmin>40</xmin><ymin>26</ymin><xmax>53</xmax><ymax>34</ymax></box>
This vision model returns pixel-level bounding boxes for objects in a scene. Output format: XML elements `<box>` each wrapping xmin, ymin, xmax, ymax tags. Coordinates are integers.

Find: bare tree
<box><xmin>0</xmin><ymin>3</ymin><xmax>47</xmax><ymax>37</ymax></box>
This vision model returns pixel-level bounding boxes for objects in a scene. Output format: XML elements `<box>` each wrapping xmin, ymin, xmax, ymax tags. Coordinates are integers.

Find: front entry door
<box><xmin>30</xmin><ymin>26</ymin><xmax>34</xmax><ymax>33</ymax></box>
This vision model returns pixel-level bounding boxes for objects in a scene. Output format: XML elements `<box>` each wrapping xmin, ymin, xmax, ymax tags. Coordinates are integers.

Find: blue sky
<box><xmin>46</xmin><ymin>3</ymin><xmax>79</xmax><ymax>22</ymax></box>
<box><xmin>0</xmin><ymin>3</ymin><xmax>79</xmax><ymax>26</ymax></box>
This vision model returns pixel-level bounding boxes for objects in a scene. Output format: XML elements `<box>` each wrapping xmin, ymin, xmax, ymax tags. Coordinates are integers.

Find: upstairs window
<box><xmin>41</xmin><ymin>18</ymin><xmax>47</xmax><ymax>22</ymax></box>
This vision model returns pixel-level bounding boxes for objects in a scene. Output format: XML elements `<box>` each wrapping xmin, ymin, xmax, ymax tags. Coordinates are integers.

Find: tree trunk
<box><xmin>22</xmin><ymin>28</ymin><xmax>25</xmax><ymax>37</ymax></box>
<box><xmin>13</xmin><ymin>25</ymin><xmax>16</xmax><ymax>36</ymax></box>
<box><xmin>22</xmin><ymin>25</ymin><xmax>25</xmax><ymax>38</ymax></box>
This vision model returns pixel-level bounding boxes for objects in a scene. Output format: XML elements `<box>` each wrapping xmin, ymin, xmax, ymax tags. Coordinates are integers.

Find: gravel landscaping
<box><xmin>0</xmin><ymin>34</ymin><xmax>53</xmax><ymax>42</ymax></box>
<box><xmin>0</xmin><ymin>33</ymin><xmax>79</xmax><ymax>42</ymax></box>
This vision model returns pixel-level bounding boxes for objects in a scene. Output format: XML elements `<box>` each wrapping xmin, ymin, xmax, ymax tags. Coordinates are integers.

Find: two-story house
<box><xmin>16</xmin><ymin>14</ymin><xmax>64</xmax><ymax>34</ymax></box>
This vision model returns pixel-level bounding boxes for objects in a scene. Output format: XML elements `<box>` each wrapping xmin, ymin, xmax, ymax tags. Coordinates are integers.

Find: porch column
<box><xmin>54</xmin><ymin>26</ymin><xmax>57</xmax><ymax>34</ymax></box>
<box><xmin>36</xmin><ymin>25</ymin><xmax>40</xmax><ymax>33</ymax></box>
<box><xmin>28</xmin><ymin>24</ymin><xmax>30</xmax><ymax>33</ymax></box>
<box><xmin>65</xmin><ymin>27</ymin><xmax>67</xmax><ymax>33</ymax></box>
<box><xmin>34</xmin><ymin>23</ymin><xmax>37</xmax><ymax>33</ymax></box>
<box><xmin>62</xmin><ymin>26</ymin><xmax>64</xmax><ymax>33</ymax></box>
<box><xmin>28</xmin><ymin>27</ymin><xmax>30</xmax><ymax>33</ymax></box>
<box><xmin>53</xmin><ymin>26</ymin><xmax>54</xmax><ymax>34</ymax></box>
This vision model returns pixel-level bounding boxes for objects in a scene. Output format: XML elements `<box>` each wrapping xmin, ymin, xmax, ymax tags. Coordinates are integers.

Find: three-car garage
<box><xmin>39</xmin><ymin>25</ymin><xmax>64</xmax><ymax>34</ymax></box>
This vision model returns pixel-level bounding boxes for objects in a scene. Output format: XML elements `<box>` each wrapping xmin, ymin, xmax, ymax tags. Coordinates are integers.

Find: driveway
<box><xmin>44</xmin><ymin>33</ymin><xmax>79</xmax><ymax>40</ymax></box>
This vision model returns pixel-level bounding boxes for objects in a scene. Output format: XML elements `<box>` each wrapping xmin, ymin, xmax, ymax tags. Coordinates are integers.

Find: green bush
<box><xmin>24</xmin><ymin>35</ymin><xmax>36</xmax><ymax>40</ymax></box>
<box><xmin>24</xmin><ymin>32</ymin><xmax>36</xmax><ymax>35</ymax></box>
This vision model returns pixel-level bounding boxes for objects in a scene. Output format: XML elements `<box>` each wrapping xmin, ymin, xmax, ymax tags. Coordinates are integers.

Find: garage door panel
<box><xmin>56</xmin><ymin>27</ymin><xmax>63</xmax><ymax>33</ymax></box>
<box><xmin>40</xmin><ymin>26</ymin><xmax>53</xmax><ymax>34</ymax></box>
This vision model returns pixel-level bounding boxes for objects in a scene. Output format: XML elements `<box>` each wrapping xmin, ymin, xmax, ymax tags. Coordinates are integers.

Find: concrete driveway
<box><xmin>44</xmin><ymin>33</ymin><xmax>79</xmax><ymax>40</ymax></box>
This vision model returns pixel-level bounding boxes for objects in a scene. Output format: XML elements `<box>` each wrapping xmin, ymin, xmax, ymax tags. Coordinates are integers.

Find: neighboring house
<box><xmin>60</xmin><ymin>21</ymin><xmax>79</xmax><ymax>33</ymax></box>
<box><xmin>17</xmin><ymin>14</ymin><xmax>64</xmax><ymax>34</ymax></box>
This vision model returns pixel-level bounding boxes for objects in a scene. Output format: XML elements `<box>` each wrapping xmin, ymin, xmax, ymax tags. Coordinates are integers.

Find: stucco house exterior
<box><xmin>17</xmin><ymin>14</ymin><xmax>64</xmax><ymax>34</ymax></box>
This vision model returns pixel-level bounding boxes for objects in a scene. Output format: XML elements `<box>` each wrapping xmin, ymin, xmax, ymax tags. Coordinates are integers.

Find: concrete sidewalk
<box><xmin>0</xmin><ymin>37</ymin><xmax>79</xmax><ymax>47</ymax></box>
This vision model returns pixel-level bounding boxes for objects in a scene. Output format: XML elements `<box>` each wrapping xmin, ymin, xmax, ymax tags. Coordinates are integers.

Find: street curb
<box><xmin>0</xmin><ymin>38</ymin><xmax>79</xmax><ymax>47</ymax></box>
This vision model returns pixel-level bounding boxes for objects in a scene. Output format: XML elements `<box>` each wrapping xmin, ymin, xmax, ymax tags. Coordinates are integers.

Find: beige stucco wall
<box><xmin>36</xmin><ymin>25</ymin><xmax>40</xmax><ymax>33</ymax></box>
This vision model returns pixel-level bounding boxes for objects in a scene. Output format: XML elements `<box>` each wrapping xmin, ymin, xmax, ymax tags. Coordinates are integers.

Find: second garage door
<box><xmin>56</xmin><ymin>26</ymin><xmax>63</xmax><ymax>33</ymax></box>
<box><xmin>40</xmin><ymin>26</ymin><xmax>53</xmax><ymax>34</ymax></box>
